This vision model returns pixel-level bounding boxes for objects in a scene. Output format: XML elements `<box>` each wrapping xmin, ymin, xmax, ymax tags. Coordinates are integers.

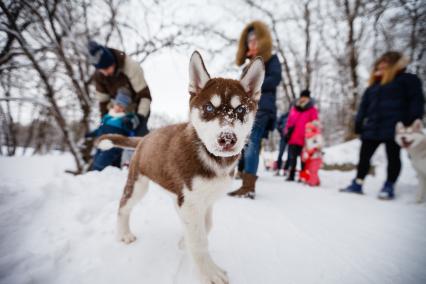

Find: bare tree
<box><xmin>0</xmin><ymin>0</ymin><xmax>213</xmax><ymax>170</ymax></box>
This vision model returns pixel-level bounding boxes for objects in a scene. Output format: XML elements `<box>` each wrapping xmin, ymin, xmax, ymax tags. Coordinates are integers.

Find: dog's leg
<box><xmin>175</xmin><ymin>203</ymin><xmax>186</xmax><ymax>250</ymax></box>
<box><xmin>178</xmin><ymin>206</ymin><xmax>213</xmax><ymax>250</ymax></box>
<box><xmin>415</xmin><ymin>174</ymin><xmax>426</xmax><ymax>203</ymax></box>
<box><xmin>117</xmin><ymin>174</ymin><xmax>149</xmax><ymax>244</ymax></box>
<box><xmin>178</xmin><ymin>203</ymin><xmax>228</xmax><ymax>284</ymax></box>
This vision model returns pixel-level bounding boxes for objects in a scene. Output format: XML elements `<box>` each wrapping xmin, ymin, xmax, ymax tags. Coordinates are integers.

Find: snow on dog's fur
<box><xmin>395</xmin><ymin>119</ymin><xmax>426</xmax><ymax>203</ymax></box>
<box><xmin>96</xmin><ymin>51</ymin><xmax>265</xmax><ymax>284</ymax></box>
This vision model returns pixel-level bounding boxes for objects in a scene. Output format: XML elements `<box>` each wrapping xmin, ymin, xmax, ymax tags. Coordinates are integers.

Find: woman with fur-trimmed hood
<box><xmin>229</xmin><ymin>21</ymin><xmax>282</xmax><ymax>199</ymax></box>
<box><xmin>341</xmin><ymin>51</ymin><xmax>424</xmax><ymax>200</ymax></box>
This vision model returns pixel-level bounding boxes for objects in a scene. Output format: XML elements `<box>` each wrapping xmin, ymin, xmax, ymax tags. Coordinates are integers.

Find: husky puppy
<box><xmin>97</xmin><ymin>51</ymin><xmax>265</xmax><ymax>283</ymax></box>
<box><xmin>395</xmin><ymin>119</ymin><xmax>426</xmax><ymax>203</ymax></box>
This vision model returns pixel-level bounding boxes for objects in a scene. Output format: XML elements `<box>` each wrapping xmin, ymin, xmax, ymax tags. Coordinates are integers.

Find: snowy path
<box><xmin>0</xmin><ymin>149</ymin><xmax>425</xmax><ymax>284</ymax></box>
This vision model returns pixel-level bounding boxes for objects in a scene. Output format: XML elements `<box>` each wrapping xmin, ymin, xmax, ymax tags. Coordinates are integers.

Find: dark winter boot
<box><xmin>340</xmin><ymin>179</ymin><xmax>364</xmax><ymax>194</ymax></box>
<box><xmin>228</xmin><ymin>173</ymin><xmax>257</xmax><ymax>199</ymax></box>
<box><xmin>378</xmin><ymin>181</ymin><xmax>395</xmax><ymax>200</ymax></box>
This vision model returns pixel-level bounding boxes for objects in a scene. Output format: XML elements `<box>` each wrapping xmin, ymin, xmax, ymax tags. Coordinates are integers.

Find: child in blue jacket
<box><xmin>86</xmin><ymin>88</ymin><xmax>139</xmax><ymax>171</ymax></box>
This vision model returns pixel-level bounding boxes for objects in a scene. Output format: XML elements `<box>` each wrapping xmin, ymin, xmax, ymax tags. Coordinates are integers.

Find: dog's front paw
<box><xmin>198</xmin><ymin>259</ymin><xmax>228</xmax><ymax>284</ymax></box>
<box><xmin>118</xmin><ymin>232</ymin><xmax>137</xmax><ymax>244</ymax></box>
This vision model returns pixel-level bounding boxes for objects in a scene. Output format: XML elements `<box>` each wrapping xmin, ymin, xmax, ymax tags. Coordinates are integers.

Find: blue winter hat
<box><xmin>88</xmin><ymin>40</ymin><xmax>116</xmax><ymax>69</ymax></box>
<box><xmin>113</xmin><ymin>88</ymin><xmax>132</xmax><ymax>108</ymax></box>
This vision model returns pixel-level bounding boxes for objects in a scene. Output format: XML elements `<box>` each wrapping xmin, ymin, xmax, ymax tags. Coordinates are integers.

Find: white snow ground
<box><xmin>0</xmin><ymin>141</ymin><xmax>425</xmax><ymax>284</ymax></box>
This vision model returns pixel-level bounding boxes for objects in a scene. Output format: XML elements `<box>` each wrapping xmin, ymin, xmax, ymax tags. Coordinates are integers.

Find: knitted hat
<box><xmin>300</xmin><ymin>90</ymin><xmax>311</xmax><ymax>98</ymax></box>
<box><xmin>113</xmin><ymin>88</ymin><xmax>132</xmax><ymax>108</ymax></box>
<box><xmin>88</xmin><ymin>40</ymin><xmax>115</xmax><ymax>69</ymax></box>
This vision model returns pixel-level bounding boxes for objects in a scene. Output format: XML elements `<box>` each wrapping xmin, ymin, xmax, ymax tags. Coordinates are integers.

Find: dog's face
<box><xmin>188</xmin><ymin>51</ymin><xmax>265</xmax><ymax>157</ymax></box>
<box><xmin>395</xmin><ymin>119</ymin><xmax>425</xmax><ymax>149</ymax></box>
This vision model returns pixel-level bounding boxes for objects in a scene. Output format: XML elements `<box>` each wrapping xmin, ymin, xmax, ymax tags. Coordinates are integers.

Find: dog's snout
<box><xmin>218</xmin><ymin>132</ymin><xmax>237</xmax><ymax>149</ymax></box>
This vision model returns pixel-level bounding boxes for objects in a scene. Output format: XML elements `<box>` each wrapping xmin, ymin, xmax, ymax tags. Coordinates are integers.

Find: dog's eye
<box><xmin>235</xmin><ymin>105</ymin><xmax>245</xmax><ymax>114</ymax></box>
<box><xmin>204</xmin><ymin>104</ymin><xmax>215</xmax><ymax>113</ymax></box>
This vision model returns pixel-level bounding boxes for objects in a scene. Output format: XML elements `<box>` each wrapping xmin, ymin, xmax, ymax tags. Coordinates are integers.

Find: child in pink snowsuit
<box><xmin>284</xmin><ymin>90</ymin><xmax>318</xmax><ymax>181</ymax></box>
<box><xmin>300</xmin><ymin>121</ymin><xmax>323</xmax><ymax>186</ymax></box>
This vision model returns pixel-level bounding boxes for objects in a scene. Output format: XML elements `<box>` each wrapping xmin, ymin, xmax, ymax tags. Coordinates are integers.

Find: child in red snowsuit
<box><xmin>299</xmin><ymin>121</ymin><xmax>323</xmax><ymax>186</ymax></box>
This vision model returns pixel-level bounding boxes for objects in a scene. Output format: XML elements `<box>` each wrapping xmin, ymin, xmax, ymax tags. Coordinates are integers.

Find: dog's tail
<box><xmin>95</xmin><ymin>134</ymin><xmax>142</xmax><ymax>150</ymax></box>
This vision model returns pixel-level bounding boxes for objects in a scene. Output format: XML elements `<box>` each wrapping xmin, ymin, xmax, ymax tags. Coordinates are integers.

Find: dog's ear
<box><xmin>396</xmin><ymin>121</ymin><xmax>404</xmax><ymax>133</ymax></box>
<box><xmin>412</xmin><ymin>119</ymin><xmax>424</xmax><ymax>132</ymax></box>
<box><xmin>188</xmin><ymin>51</ymin><xmax>211</xmax><ymax>96</ymax></box>
<box><xmin>240</xmin><ymin>57</ymin><xmax>265</xmax><ymax>101</ymax></box>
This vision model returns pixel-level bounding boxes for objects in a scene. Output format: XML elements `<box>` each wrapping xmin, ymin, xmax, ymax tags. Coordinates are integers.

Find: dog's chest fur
<box><xmin>136</xmin><ymin>123</ymin><xmax>239</xmax><ymax>205</ymax></box>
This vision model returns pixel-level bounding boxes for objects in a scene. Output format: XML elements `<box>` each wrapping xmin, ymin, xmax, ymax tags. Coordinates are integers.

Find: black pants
<box><xmin>287</xmin><ymin>145</ymin><xmax>303</xmax><ymax>173</ymax></box>
<box><xmin>276</xmin><ymin>136</ymin><xmax>288</xmax><ymax>169</ymax></box>
<box><xmin>356</xmin><ymin>139</ymin><xmax>401</xmax><ymax>183</ymax></box>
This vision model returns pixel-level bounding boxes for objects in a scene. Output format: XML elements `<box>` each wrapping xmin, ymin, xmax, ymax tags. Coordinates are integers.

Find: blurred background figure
<box><xmin>86</xmin><ymin>88</ymin><xmax>139</xmax><ymax>171</ymax></box>
<box><xmin>88</xmin><ymin>40</ymin><xmax>151</xmax><ymax>137</ymax></box>
<box><xmin>274</xmin><ymin>111</ymin><xmax>289</xmax><ymax>176</ymax></box>
<box><xmin>284</xmin><ymin>90</ymin><xmax>318</xmax><ymax>182</ymax></box>
<box><xmin>340</xmin><ymin>51</ymin><xmax>424</xmax><ymax>200</ymax></box>
<box><xmin>299</xmin><ymin>120</ymin><xmax>323</xmax><ymax>186</ymax></box>
<box><xmin>228</xmin><ymin>21</ymin><xmax>282</xmax><ymax>199</ymax></box>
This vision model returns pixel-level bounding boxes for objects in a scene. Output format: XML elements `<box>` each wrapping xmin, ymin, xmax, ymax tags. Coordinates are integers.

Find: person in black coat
<box><xmin>341</xmin><ymin>51</ymin><xmax>425</xmax><ymax>199</ymax></box>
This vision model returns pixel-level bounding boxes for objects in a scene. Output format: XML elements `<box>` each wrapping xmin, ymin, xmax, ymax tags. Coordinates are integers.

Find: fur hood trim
<box><xmin>236</xmin><ymin>21</ymin><xmax>272</xmax><ymax>66</ymax></box>
<box><xmin>369</xmin><ymin>52</ymin><xmax>410</xmax><ymax>86</ymax></box>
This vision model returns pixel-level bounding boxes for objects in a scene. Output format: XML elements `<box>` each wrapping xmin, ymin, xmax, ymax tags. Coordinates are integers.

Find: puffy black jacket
<box><xmin>355</xmin><ymin>72</ymin><xmax>424</xmax><ymax>140</ymax></box>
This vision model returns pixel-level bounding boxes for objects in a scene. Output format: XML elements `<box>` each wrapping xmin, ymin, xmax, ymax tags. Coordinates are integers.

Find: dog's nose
<box><xmin>218</xmin><ymin>132</ymin><xmax>237</xmax><ymax>150</ymax></box>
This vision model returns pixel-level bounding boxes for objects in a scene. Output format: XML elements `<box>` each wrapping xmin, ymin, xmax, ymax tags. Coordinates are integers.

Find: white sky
<box><xmin>142</xmin><ymin>50</ymin><xmax>190</xmax><ymax>121</ymax></box>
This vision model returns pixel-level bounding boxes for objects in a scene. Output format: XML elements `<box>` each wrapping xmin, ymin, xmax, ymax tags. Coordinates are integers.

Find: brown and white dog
<box><xmin>97</xmin><ymin>51</ymin><xmax>265</xmax><ymax>283</ymax></box>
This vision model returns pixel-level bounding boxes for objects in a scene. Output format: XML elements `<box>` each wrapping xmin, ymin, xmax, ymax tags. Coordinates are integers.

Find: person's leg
<box><xmin>341</xmin><ymin>139</ymin><xmax>381</xmax><ymax>193</ymax></box>
<box><xmin>308</xmin><ymin>158</ymin><xmax>322</xmax><ymax>186</ymax></box>
<box><xmin>92</xmin><ymin>148</ymin><xmax>122</xmax><ymax>171</ymax></box>
<box><xmin>283</xmin><ymin>149</ymin><xmax>292</xmax><ymax>172</ymax></box>
<box><xmin>294</xmin><ymin>146</ymin><xmax>303</xmax><ymax>179</ymax></box>
<box><xmin>276</xmin><ymin>137</ymin><xmax>286</xmax><ymax>170</ymax></box>
<box><xmin>287</xmin><ymin>145</ymin><xmax>302</xmax><ymax>181</ymax></box>
<box><xmin>356</xmin><ymin>140</ymin><xmax>381</xmax><ymax>180</ymax></box>
<box><xmin>91</xmin><ymin>149</ymin><xmax>103</xmax><ymax>171</ymax></box>
<box><xmin>237</xmin><ymin>149</ymin><xmax>245</xmax><ymax>172</ymax></box>
<box><xmin>228</xmin><ymin>114</ymin><xmax>268</xmax><ymax>198</ymax></box>
<box><xmin>110</xmin><ymin>148</ymin><xmax>123</xmax><ymax>168</ymax></box>
<box><xmin>378</xmin><ymin>140</ymin><xmax>401</xmax><ymax>200</ymax></box>
<box><xmin>385</xmin><ymin>140</ymin><xmax>401</xmax><ymax>183</ymax></box>
<box><xmin>243</xmin><ymin>115</ymin><xmax>269</xmax><ymax>175</ymax></box>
